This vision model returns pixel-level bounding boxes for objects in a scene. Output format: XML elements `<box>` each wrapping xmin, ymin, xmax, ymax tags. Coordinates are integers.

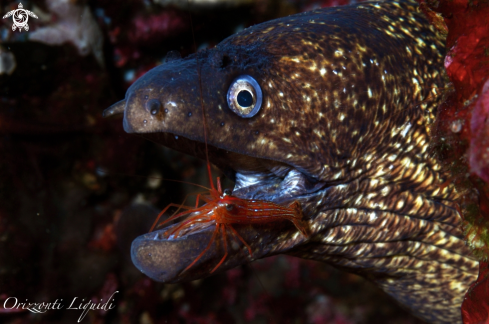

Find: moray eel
<box><xmin>104</xmin><ymin>0</ymin><xmax>479</xmax><ymax>323</ymax></box>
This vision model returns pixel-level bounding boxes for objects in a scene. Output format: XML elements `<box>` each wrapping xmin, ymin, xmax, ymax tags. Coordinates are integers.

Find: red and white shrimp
<box><xmin>150</xmin><ymin>175</ymin><xmax>309</xmax><ymax>274</ymax></box>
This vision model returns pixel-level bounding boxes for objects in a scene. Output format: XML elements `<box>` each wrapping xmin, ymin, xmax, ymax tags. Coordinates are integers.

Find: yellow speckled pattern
<box><xmin>109</xmin><ymin>1</ymin><xmax>480</xmax><ymax>323</ymax></box>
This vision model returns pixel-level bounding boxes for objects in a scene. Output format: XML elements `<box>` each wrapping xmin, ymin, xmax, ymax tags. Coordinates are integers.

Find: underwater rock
<box><xmin>29</xmin><ymin>0</ymin><xmax>104</xmax><ymax>67</ymax></box>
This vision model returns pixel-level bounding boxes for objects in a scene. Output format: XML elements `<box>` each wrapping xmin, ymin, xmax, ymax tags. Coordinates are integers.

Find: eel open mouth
<box><xmin>131</xmin><ymin>135</ymin><xmax>322</xmax><ymax>283</ymax></box>
<box><xmin>104</xmin><ymin>100</ymin><xmax>324</xmax><ymax>283</ymax></box>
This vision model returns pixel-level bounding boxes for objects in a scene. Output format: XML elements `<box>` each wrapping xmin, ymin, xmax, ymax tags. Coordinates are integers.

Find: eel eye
<box><xmin>227</xmin><ymin>75</ymin><xmax>262</xmax><ymax>118</ymax></box>
<box><xmin>146</xmin><ymin>99</ymin><xmax>161</xmax><ymax>115</ymax></box>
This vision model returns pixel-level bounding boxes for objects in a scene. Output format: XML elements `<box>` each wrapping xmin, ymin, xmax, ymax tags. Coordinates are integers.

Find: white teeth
<box><xmin>234</xmin><ymin>171</ymin><xmax>272</xmax><ymax>190</ymax></box>
<box><xmin>280</xmin><ymin>169</ymin><xmax>307</xmax><ymax>196</ymax></box>
<box><xmin>233</xmin><ymin>167</ymin><xmax>310</xmax><ymax>201</ymax></box>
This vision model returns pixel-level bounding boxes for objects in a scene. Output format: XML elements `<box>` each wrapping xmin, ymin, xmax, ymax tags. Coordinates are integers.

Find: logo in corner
<box><xmin>2</xmin><ymin>3</ymin><xmax>38</xmax><ymax>32</ymax></box>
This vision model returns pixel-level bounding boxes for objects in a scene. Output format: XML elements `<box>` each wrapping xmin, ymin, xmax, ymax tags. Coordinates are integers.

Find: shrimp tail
<box><xmin>288</xmin><ymin>201</ymin><xmax>310</xmax><ymax>238</ymax></box>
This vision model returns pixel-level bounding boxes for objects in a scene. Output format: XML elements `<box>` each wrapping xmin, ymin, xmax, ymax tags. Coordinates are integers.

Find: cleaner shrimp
<box><xmin>150</xmin><ymin>175</ymin><xmax>310</xmax><ymax>274</ymax></box>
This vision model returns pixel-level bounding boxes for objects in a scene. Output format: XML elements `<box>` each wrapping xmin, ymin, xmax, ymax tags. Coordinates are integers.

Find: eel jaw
<box><xmin>131</xmin><ymin>168</ymin><xmax>317</xmax><ymax>283</ymax></box>
<box><xmin>105</xmin><ymin>98</ymin><xmax>323</xmax><ymax>283</ymax></box>
<box><xmin>127</xmin><ymin>134</ymin><xmax>323</xmax><ymax>283</ymax></box>
<box><xmin>131</xmin><ymin>219</ymin><xmax>300</xmax><ymax>283</ymax></box>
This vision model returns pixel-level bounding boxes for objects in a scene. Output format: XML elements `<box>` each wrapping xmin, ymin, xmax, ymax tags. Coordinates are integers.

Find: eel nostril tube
<box><xmin>146</xmin><ymin>99</ymin><xmax>162</xmax><ymax>115</ymax></box>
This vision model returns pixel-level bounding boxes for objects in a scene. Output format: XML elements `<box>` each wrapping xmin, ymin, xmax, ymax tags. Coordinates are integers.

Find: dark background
<box><xmin>0</xmin><ymin>0</ymin><xmax>424</xmax><ymax>323</ymax></box>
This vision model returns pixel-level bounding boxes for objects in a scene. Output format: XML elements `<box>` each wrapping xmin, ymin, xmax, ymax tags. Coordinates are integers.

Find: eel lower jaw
<box><xmin>131</xmin><ymin>220</ymin><xmax>298</xmax><ymax>283</ymax></box>
<box><xmin>131</xmin><ymin>140</ymin><xmax>325</xmax><ymax>283</ymax></box>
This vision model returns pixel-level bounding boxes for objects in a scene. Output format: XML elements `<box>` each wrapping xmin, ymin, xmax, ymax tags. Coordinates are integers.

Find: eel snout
<box><xmin>103</xmin><ymin>99</ymin><xmax>126</xmax><ymax>117</ymax></box>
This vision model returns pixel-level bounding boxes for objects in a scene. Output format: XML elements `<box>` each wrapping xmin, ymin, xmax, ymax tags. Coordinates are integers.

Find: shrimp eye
<box><xmin>223</xmin><ymin>189</ymin><xmax>232</xmax><ymax>196</ymax></box>
<box><xmin>225</xmin><ymin>204</ymin><xmax>235</xmax><ymax>211</ymax></box>
<box><xmin>146</xmin><ymin>99</ymin><xmax>161</xmax><ymax>115</ymax></box>
<box><xmin>227</xmin><ymin>75</ymin><xmax>262</xmax><ymax>118</ymax></box>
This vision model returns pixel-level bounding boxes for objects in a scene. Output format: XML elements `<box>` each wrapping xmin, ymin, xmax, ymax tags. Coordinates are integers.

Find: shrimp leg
<box><xmin>227</xmin><ymin>225</ymin><xmax>252</xmax><ymax>256</ymax></box>
<box><xmin>211</xmin><ymin>224</ymin><xmax>228</xmax><ymax>273</ymax></box>
<box><xmin>182</xmin><ymin>224</ymin><xmax>220</xmax><ymax>274</ymax></box>
<box><xmin>150</xmin><ymin>203</ymin><xmax>194</xmax><ymax>232</ymax></box>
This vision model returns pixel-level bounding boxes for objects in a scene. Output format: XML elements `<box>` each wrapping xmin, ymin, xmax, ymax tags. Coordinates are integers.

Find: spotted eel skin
<box><xmin>104</xmin><ymin>0</ymin><xmax>479</xmax><ymax>322</ymax></box>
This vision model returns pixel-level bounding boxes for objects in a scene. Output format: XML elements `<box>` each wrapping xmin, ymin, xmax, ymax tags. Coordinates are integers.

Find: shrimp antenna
<box><xmin>187</xmin><ymin>0</ymin><xmax>215</xmax><ymax>192</ymax></box>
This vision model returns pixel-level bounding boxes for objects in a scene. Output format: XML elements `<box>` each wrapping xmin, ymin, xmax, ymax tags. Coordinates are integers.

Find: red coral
<box><xmin>462</xmin><ymin>261</ymin><xmax>489</xmax><ymax>324</ymax></box>
<box><xmin>445</xmin><ymin>29</ymin><xmax>489</xmax><ymax>100</ymax></box>
<box><xmin>419</xmin><ymin>0</ymin><xmax>489</xmax><ymax>323</ymax></box>
<box><xmin>470</xmin><ymin>80</ymin><xmax>489</xmax><ymax>183</ymax></box>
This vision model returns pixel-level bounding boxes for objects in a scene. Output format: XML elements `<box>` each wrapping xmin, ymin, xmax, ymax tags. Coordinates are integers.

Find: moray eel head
<box><xmin>107</xmin><ymin>40</ymin><xmax>324</xmax><ymax>282</ymax></box>
<box><xmin>105</xmin><ymin>1</ymin><xmax>479</xmax><ymax>322</ymax></box>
